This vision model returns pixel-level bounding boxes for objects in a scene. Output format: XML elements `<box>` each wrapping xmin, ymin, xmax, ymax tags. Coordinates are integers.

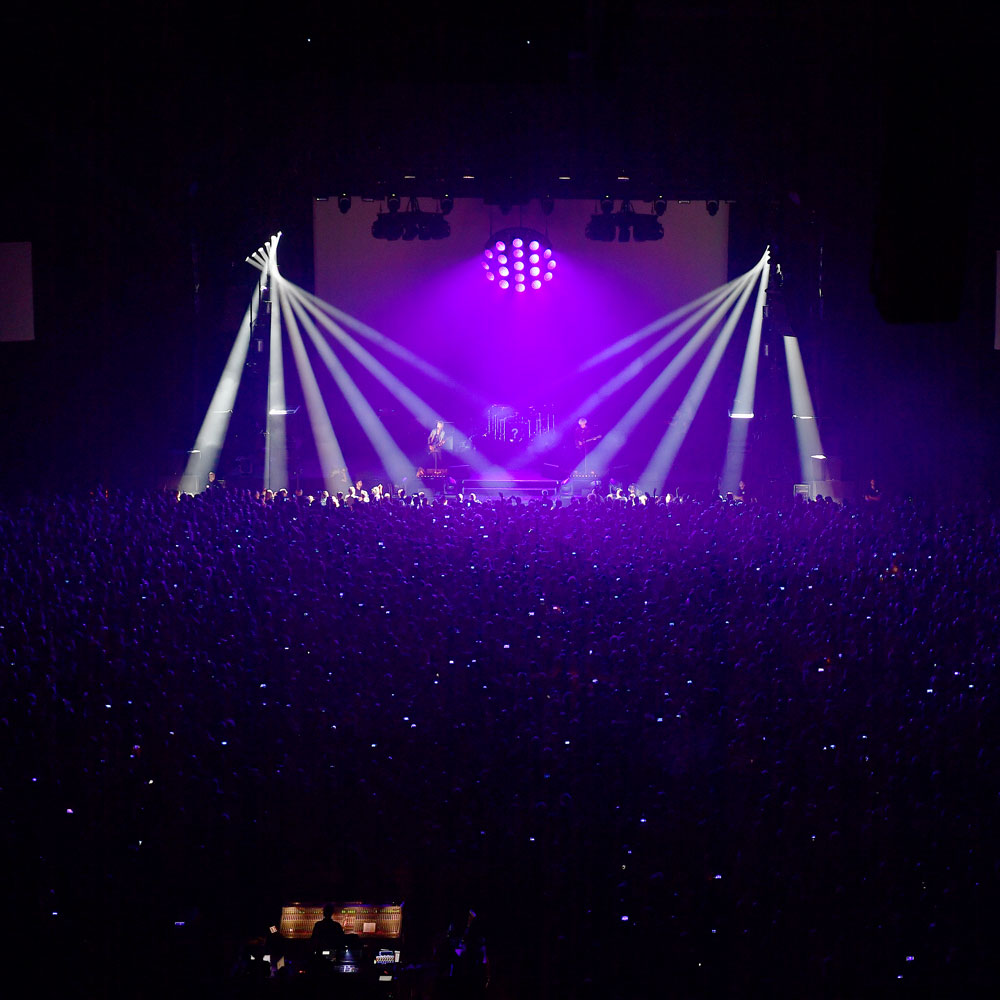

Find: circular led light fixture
<box><xmin>482</xmin><ymin>228</ymin><xmax>555</xmax><ymax>291</ymax></box>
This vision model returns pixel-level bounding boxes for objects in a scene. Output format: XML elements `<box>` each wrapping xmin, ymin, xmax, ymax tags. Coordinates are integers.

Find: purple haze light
<box><xmin>482</xmin><ymin>227</ymin><xmax>556</xmax><ymax>291</ymax></box>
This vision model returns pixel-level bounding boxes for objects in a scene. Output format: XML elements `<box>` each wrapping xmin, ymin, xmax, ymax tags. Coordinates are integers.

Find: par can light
<box><xmin>482</xmin><ymin>228</ymin><xmax>555</xmax><ymax>292</ymax></box>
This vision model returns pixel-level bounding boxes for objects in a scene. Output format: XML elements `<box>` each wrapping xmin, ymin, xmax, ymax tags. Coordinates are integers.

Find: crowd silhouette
<box><xmin>3</xmin><ymin>486</ymin><xmax>996</xmax><ymax>997</ymax></box>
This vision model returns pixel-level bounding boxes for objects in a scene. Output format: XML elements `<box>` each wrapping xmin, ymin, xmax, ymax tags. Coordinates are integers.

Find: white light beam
<box><xmin>295</xmin><ymin>287</ymin><xmax>466</xmax><ymax>393</ymax></box>
<box><xmin>721</xmin><ymin>250</ymin><xmax>771</xmax><ymax>493</ymax></box>
<box><xmin>178</xmin><ymin>288</ymin><xmax>261</xmax><ymax>492</ymax></box>
<box><xmin>583</xmin><ymin>267</ymin><xmax>761</xmax><ymax>476</ymax></box>
<box><xmin>784</xmin><ymin>335</ymin><xmax>826</xmax><ymax>482</ymax></box>
<box><xmin>276</xmin><ymin>276</ymin><xmax>351</xmax><ymax>493</ymax></box>
<box><xmin>283</xmin><ymin>280</ymin><xmax>500</xmax><ymax>476</ymax></box>
<box><xmin>639</xmin><ymin>265</ymin><xmax>762</xmax><ymax>493</ymax></box>
<box><xmin>521</xmin><ymin>272</ymin><xmax>755</xmax><ymax>463</ymax></box>
<box><xmin>579</xmin><ymin>275</ymin><xmax>745</xmax><ymax>372</ymax></box>
<box><xmin>286</xmin><ymin>291</ymin><xmax>415</xmax><ymax>485</ymax></box>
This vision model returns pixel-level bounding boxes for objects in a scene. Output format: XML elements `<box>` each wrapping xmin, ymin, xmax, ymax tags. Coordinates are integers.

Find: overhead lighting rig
<box><xmin>585</xmin><ymin>201</ymin><xmax>664</xmax><ymax>243</ymax></box>
<box><xmin>372</xmin><ymin>196</ymin><xmax>450</xmax><ymax>241</ymax></box>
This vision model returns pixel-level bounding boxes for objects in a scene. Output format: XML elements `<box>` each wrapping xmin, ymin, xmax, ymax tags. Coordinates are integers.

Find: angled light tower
<box><xmin>721</xmin><ymin>248</ymin><xmax>770</xmax><ymax>494</ymax></box>
<box><xmin>179</xmin><ymin>236</ymin><xmax>276</xmax><ymax>493</ymax></box>
<box><xmin>263</xmin><ymin>232</ymin><xmax>287</xmax><ymax>492</ymax></box>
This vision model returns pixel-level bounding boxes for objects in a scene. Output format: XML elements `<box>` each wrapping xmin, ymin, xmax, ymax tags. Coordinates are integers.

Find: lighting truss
<box><xmin>585</xmin><ymin>202</ymin><xmax>664</xmax><ymax>242</ymax></box>
<box><xmin>372</xmin><ymin>197</ymin><xmax>450</xmax><ymax>241</ymax></box>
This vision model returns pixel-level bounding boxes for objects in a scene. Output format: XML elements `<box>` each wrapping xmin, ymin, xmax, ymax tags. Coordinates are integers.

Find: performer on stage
<box><xmin>428</xmin><ymin>419</ymin><xmax>447</xmax><ymax>469</ymax></box>
<box><xmin>574</xmin><ymin>416</ymin><xmax>601</xmax><ymax>474</ymax></box>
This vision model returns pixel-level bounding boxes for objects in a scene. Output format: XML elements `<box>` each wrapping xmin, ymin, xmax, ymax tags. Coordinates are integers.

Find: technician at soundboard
<box><xmin>311</xmin><ymin>904</ymin><xmax>346</xmax><ymax>964</ymax></box>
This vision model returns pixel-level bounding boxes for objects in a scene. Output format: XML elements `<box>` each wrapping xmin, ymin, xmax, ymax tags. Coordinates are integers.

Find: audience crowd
<box><xmin>3</xmin><ymin>485</ymin><xmax>996</xmax><ymax>997</ymax></box>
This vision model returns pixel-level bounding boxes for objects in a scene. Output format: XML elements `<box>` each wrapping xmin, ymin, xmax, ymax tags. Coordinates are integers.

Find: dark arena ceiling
<box><xmin>7</xmin><ymin>2</ymin><xmax>972</xmax><ymax>206</ymax></box>
<box><xmin>3</xmin><ymin>2</ymin><xmax>988</xmax><ymax>244</ymax></box>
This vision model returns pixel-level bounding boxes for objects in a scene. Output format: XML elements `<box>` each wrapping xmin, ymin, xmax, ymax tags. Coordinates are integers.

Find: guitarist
<box><xmin>574</xmin><ymin>416</ymin><xmax>601</xmax><ymax>473</ymax></box>
<box><xmin>427</xmin><ymin>419</ymin><xmax>447</xmax><ymax>469</ymax></box>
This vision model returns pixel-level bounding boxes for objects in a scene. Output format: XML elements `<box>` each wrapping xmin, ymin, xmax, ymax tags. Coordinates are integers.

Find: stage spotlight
<box><xmin>706</xmin><ymin>200</ymin><xmax>720</xmax><ymax>216</ymax></box>
<box><xmin>372</xmin><ymin>212</ymin><xmax>404</xmax><ymax>240</ymax></box>
<box><xmin>631</xmin><ymin>212</ymin><xmax>664</xmax><ymax>242</ymax></box>
<box><xmin>338</xmin><ymin>194</ymin><xmax>351</xmax><ymax>214</ymax></box>
<box><xmin>372</xmin><ymin>200</ymin><xmax>449</xmax><ymax>241</ymax></box>
<box><xmin>540</xmin><ymin>194</ymin><xmax>554</xmax><ymax>215</ymax></box>
<box><xmin>653</xmin><ymin>196</ymin><xmax>667</xmax><ymax>217</ymax></box>
<box><xmin>401</xmin><ymin>197</ymin><xmax>421</xmax><ymax>240</ymax></box>
<box><xmin>440</xmin><ymin>194</ymin><xmax>453</xmax><ymax>215</ymax></box>
<box><xmin>483</xmin><ymin>228</ymin><xmax>555</xmax><ymax>291</ymax></box>
<box><xmin>586</xmin><ymin>213</ymin><xmax>617</xmax><ymax>241</ymax></box>
<box><xmin>416</xmin><ymin>212</ymin><xmax>450</xmax><ymax>240</ymax></box>
<box><xmin>600</xmin><ymin>194</ymin><xmax>614</xmax><ymax>215</ymax></box>
<box><xmin>386</xmin><ymin>193</ymin><xmax>401</xmax><ymax>213</ymax></box>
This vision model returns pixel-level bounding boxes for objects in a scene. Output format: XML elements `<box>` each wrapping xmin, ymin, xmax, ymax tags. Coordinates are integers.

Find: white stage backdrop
<box><xmin>312</xmin><ymin>198</ymin><xmax>729</xmax><ymax>399</ymax></box>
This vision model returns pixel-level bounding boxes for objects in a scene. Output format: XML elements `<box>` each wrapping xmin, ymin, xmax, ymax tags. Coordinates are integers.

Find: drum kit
<box><xmin>486</xmin><ymin>403</ymin><xmax>555</xmax><ymax>444</ymax></box>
